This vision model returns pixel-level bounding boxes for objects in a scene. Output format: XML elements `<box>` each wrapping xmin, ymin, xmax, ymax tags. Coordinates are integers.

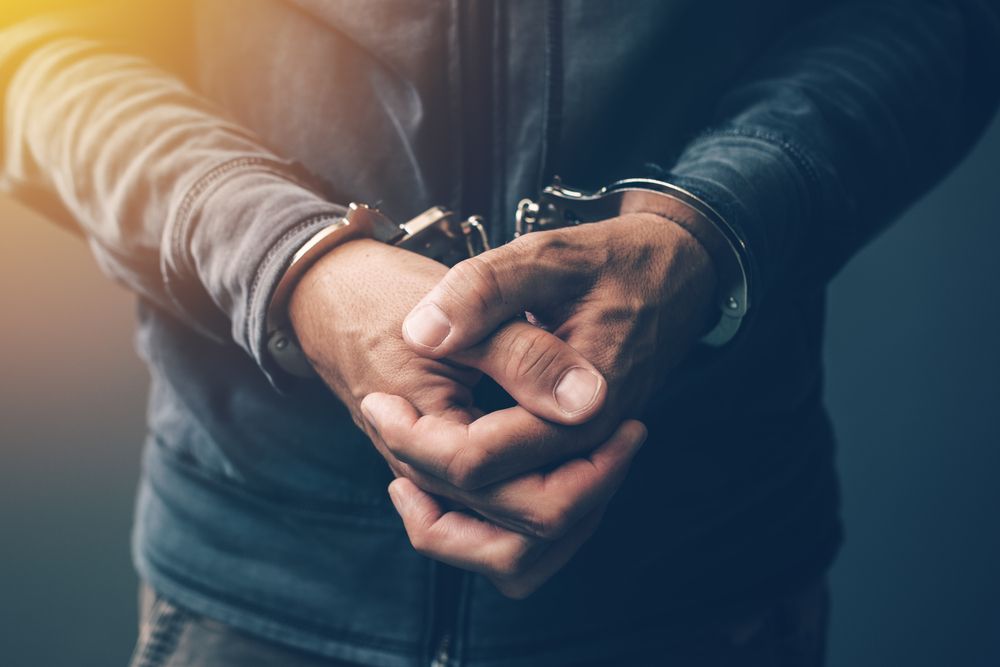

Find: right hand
<box><xmin>288</xmin><ymin>238</ymin><xmax>646</xmax><ymax>596</ymax></box>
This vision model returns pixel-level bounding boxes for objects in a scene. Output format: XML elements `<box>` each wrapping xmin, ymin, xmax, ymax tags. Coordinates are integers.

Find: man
<box><xmin>2</xmin><ymin>1</ymin><xmax>998</xmax><ymax>665</ymax></box>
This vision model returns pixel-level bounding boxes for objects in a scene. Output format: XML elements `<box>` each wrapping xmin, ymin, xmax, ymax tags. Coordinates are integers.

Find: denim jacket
<box><xmin>2</xmin><ymin>1</ymin><xmax>998</xmax><ymax>665</ymax></box>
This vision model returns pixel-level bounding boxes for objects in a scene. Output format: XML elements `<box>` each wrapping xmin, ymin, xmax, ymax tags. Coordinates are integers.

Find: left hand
<box><xmin>403</xmin><ymin>200</ymin><xmax>719</xmax><ymax>425</ymax></box>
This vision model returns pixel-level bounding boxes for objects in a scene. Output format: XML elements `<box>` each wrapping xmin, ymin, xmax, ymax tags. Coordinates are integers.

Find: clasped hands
<box><xmin>288</xmin><ymin>198</ymin><xmax>717</xmax><ymax>598</ymax></box>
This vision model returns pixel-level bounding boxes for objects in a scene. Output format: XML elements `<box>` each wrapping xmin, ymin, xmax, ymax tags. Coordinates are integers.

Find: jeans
<box><xmin>128</xmin><ymin>580</ymin><xmax>829</xmax><ymax>667</ymax></box>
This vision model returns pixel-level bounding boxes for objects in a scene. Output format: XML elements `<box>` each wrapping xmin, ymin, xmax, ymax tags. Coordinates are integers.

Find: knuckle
<box><xmin>444</xmin><ymin>446</ymin><xmax>488</xmax><ymax>491</ymax></box>
<box><xmin>526</xmin><ymin>503</ymin><xmax>572</xmax><ymax>541</ymax></box>
<box><xmin>447</xmin><ymin>256</ymin><xmax>504</xmax><ymax>314</ymax></box>
<box><xmin>407</xmin><ymin>527</ymin><xmax>431</xmax><ymax>554</ymax></box>
<box><xmin>495</xmin><ymin>578</ymin><xmax>536</xmax><ymax>600</ymax></box>
<box><xmin>505</xmin><ymin>232</ymin><xmax>539</xmax><ymax>255</ymax></box>
<box><xmin>380</xmin><ymin>433</ymin><xmax>414</xmax><ymax>465</ymax></box>
<box><xmin>502</xmin><ymin>328</ymin><xmax>563</xmax><ymax>382</ymax></box>
<box><xmin>514</xmin><ymin>228</ymin><xmax>562</xmax><ymax>256</ymax></box>
<box><xmin>531</xmin><ymin>228</ymin><xmax>584</xmax><ymax>269</ymax></box>
<box><xmin>403</xmin><ymin>502</ymin><xmax>439</xmax><ymax>555</ymax></box>
<box><xmin>536</xmin><ymin>228</ymin><xmax>571</xmax><ymax>253</ymax></box>
<box><xmin>493</xmin><ymin>560</ymin><xmax>518</xmax><ymax>581</ymax></box>
<box><xmin>492</xmin><ymin>548</ymin><xmax>529</xmax><ymax>580</ymax></box>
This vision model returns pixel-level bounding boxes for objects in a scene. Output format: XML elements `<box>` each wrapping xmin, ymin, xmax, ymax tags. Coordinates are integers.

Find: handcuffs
<box><xmin>267</xmin><ymin>178</ymin><xmax>751</xmax><ymax>378</ymax></box>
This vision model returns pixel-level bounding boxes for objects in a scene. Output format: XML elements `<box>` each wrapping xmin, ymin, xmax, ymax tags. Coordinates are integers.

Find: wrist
<box><xmin>269</xmin><ymin>204</ymin><xmax>491</xmax><ymax>377</ymax></box>
<box><xmin>287</xmin><ymin>238</ymin><xmax>392</xmax><ymax>334</ymax></box>
<box><xmin>517</xmin><ymin>178</ymin><xmax>750</xmax><ymax>346</ymax></box>
<box><xmin>616</xmin><ymin>182</ymin><xmax>749</xmax><ymax>346</ymax></box>
<box><xmin>264</xmin><ymin>213</ymin><xmax>377</xmax><ymax>378</ymax></box>
<box><xmin>284</xmin><ymin>238</ymin><xmax>405</xmax><ymax>392</ymax></box>
<box><xmin>631</xmin><ymin>210</ymin><xmax>720</xmax><ymax>340</ymax></box>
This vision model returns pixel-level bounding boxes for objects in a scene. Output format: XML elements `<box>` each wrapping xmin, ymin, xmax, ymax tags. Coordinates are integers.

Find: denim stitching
<box><xmin>691</xmin><ymin>125</ymin><xmax>843</xmax><ymax>215</ymax></box>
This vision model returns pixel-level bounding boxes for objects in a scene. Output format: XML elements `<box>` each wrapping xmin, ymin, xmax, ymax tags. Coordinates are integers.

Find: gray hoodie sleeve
<box><xmin>0</xmin><ymin>10</ymin><xmax>345</xmax><ymax>382</ymax></box>
<box><xmin>667</xmin><ymin>0</ymin><xmax>1000</xmax><ymax>306</ymax></box>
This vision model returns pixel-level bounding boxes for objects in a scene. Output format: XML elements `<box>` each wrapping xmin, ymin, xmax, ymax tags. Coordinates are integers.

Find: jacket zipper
<box><xmin>458</xmin><ymin>0</ymin><xmax>497</xmax><ymax>244</ymax></box>
<box><xmin>537</xmin><ymin>0</ymin><xmax>563</xmax><ymax>191</ymax></box>
<box><xmin>429</xmin><ymin>4</ymin><xmax>561</xmax><ymax>663</ymax></box>
<box><xmin>428</xmin><ymin>560</ymin><xmax>463</xmax><ymax>667</ymax></box>
<box><xmin>430</xmin><ymin>619</ymin><xmax>452</xmax><ymax>667</ymax></box>
<box><xmin>427</xmin><ymin>2</ymin><xmax>496</xmax><ymax>665</ymax></box>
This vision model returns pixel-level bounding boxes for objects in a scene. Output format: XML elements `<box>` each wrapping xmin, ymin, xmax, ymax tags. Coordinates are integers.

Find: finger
<box><xmin>435</xmin><ymin>419</ymin><xmax>646</xmax><ymax>540</ymax></box>
<box><xmin>489</xmin><ymin>506</ymin><xmax>606</xmax><ymax>599</ymax></box>
<box><xmin>362</xmin><ymin>393</ymin><xmax>610</xmax><ymax>490</ymax></box>
<box><xmin>387</xmin><ymin>477</ymin><xmax>546</xmax><ymax>578</ymax></box>
<box><xmin>401</xmin><ymin>234</ymin><xmax>573</xmax><ymax>358</ymax></box>
<box><xmin>450</xmin><ymin>319</ymin><xmax>606</xmax><ymax>425</ymax></box>
<box><xmin>365</xmin><ymin>395</ymin><xmax>646</xmax><ymax>538</ymax></box>
<box><xmin>355</xmin><ymin>394</ymin><xmax>470</xmax><ymax>477</ymax></box>
<box><xmin>389</xmin><ymin>477</ymin><xmax>605</xmax><ymax>593</ymax></box>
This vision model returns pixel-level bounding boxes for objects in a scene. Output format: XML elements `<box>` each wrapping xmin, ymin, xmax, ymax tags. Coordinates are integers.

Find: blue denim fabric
<box><xmin>2</xmin><ymin>1</ymin><xmax>998</xmax><ymax>664</ymax></box>
<box><xmin>129</xmin><ymin>581</ymin><xmax>829</xmax><ymax>667</ymax></box>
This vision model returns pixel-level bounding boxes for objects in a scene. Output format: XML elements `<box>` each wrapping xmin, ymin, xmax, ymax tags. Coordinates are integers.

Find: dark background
<box><xmin>1</xmin><ymin>81</ymin><xmax>998</xmax><ymax>667</ymax></box>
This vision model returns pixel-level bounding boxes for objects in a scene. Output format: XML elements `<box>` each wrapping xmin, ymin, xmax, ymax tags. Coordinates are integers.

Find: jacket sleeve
<box><xmin>0</xmin><ymin>5</ymin><xmax>347</xmax><ymax>382</ymax></box>
<box><xmin>666</xmin><ymin>0</ymin><xmax>1000</xmax><ymax>305</ymax></box>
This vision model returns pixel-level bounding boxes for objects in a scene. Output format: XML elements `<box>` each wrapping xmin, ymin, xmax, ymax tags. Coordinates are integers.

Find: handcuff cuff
<box><xmin>266</xmin><ymin>203</ymin><xmax>490</xmax><ymax>376</ymax></box>
<box><xmin>266</xmin><ymin>178</ymin><xmax>751</xmax><ymax>378</ymax></box>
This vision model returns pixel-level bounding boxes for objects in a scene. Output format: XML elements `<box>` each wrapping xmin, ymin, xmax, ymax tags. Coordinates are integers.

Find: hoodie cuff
<box><xmin>161</xmin><ymin>157</ymin><xmax>346</xmax><ymax>388</ymax></box>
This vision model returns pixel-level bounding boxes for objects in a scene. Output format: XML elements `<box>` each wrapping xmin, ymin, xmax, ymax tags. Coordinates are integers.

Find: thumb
<box><xmin>402</xmin><ymin>237</ymin><xmax>564</xmax><ymax>358</ymax></box>
<box><xmin>452</xmin><ymin>319</ymin><xmax>607</xmax><ymax>425</ymax></box>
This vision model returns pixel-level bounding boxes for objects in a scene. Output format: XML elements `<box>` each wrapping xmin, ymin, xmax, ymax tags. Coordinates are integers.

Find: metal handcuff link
<box><xmin>267</xmin><ymin>179</ymin><xmax>751</xmax><ymax>377</ymax></box>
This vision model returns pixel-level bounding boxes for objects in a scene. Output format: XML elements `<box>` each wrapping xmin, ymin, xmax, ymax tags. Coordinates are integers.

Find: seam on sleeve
<box><xmin>159</xmin><ymin>156</ymin><xmax>316</xmax><ymax>337</ymax></box>
<box><xmin>677</xmin><ymin>123</ymin><xmax>857</xmax><ymax>284</ymax></box>
<box><xmin>167</xmin><ymin>156</ymin><xmax>312</xmax><ymax>278</ymax></box>
<box><xmin>693</xmin><ymin>125</ymin><xmax>830</xmax><ymax>205</ymax></box>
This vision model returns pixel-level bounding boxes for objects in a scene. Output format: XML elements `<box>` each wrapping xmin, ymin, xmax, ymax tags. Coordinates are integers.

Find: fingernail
<box><xmin>404</xmin><ymin>303</ymin><xmax>451</xmax><ymax>349</ymax></box>
<box><xmin>387</xmin><ymin>480</ymin><xmax>407</xmax><ymax>511</ymax></box>
<box><xmin>554</xmin><ymin>367</ymin><xmax>602</xmax><ymax>415</ymax></box>
<box><xmin>360</xmin><ymin>395</ymin><xmax>380</xmax><ymax>426</ymax></box>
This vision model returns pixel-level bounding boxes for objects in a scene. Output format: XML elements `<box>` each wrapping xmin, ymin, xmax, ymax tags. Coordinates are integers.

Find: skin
<box><xmin>291</xmin><ymin>197</ymin><xmax>716</xmax><ymax>598</ymax></box>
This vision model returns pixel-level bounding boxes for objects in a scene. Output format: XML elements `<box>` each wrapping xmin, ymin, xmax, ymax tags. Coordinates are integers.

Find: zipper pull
<box><xmin>430</xmin><ymin>631</ymin><xmax>451</xmax><ymax>667</ymax></box>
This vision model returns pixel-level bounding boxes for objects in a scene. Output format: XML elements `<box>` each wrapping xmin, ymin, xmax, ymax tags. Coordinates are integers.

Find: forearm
<box><xmin>667</xmin><ymin>0</ymin><xmax>1000</xmax><ymax>303</ymax></box>
<box><xmin>0</xmin><ymin>13</ymin><xmax>344</xmax><ymax>379</ymax></box>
